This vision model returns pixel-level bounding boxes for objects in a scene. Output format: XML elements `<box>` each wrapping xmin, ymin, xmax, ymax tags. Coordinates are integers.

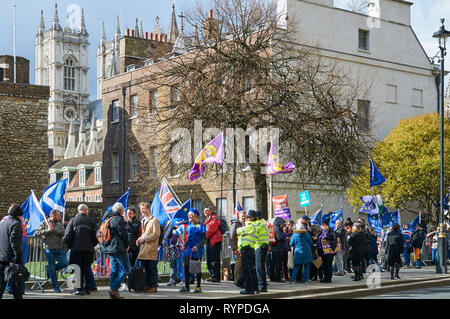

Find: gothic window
<box><xmin>64</xmin><ymin>58</ymin><xmax>76</xmax><ymax>91</ymax></box>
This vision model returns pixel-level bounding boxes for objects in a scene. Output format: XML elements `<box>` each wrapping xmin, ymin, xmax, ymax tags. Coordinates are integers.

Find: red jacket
<box><xmin>204</xmin><ymin>216</ymin><xmax>223</xmax><ymax>246</ymax></box>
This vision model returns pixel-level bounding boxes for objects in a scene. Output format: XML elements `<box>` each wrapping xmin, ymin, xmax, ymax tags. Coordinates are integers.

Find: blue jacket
<box><xmin>290</xmin><ymin>229</ymin><xmax>313</xmax><ymax>265</ymax></box>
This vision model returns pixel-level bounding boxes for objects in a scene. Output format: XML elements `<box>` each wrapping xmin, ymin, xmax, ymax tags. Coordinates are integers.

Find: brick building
<box><xmin>0</xmin><ymin>55</ymin><xmax>30</xmax><ymax>84</ymax></box>
<box><xmin>0</xmin><ymin>80</ymin><xmax>49</xmax><ymax>216</ymax></box>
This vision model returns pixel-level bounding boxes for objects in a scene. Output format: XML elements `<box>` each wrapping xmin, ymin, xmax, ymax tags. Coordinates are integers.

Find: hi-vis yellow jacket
<box><xmin>237</xmin><ymin>220</ymin><xmax>258</xmax><ymax>250</ymax></box>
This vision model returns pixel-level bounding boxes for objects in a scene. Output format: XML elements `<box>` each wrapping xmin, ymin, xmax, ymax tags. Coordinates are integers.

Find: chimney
<box><xmin>204</xmin><ymin>9</ymin><xmax>220</xmax><ymax>40</ymax></box>
<box><xmin>150</xmin><ymin>32</ymin><xmax>153</xmax><ymax>40</ymax></box>
<box><xmin>132</xmin><ymin>29</ymin><xmax>135</xmax><ymax>37</ymax></box>
<box><xmin>164</xmin><ymin>35</ymin><xmax>167</xmax><ymax>42</ymax></box>
<box><xmin>126</xmin><ymin>28</ymin><xmax>130</xmax><ymax>36</ymax></box>
<box><xmin>145</xmin><ymin>32</ymin><xmax>148</xmax><ymax>40</ymax></box>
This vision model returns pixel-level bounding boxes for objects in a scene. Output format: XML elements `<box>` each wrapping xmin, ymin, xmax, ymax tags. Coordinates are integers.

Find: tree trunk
<box><xmin>253</xmin><ymin>168</ymin><xmax>268</xmax><ymax>220</ymax></box>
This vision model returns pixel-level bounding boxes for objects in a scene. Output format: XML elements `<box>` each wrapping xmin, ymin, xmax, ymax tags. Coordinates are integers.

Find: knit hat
<box><xmin>8</xmin><ymin>204</ymin><xmax>23</xmax><ymax>217</ymax></box>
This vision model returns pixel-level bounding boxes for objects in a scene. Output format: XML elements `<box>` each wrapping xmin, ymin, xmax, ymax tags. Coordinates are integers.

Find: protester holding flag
<box><xmin>136</xmin><ymin>202</ymin><xmax>160</xmax><ymax>293</ymax></box>
<box><xmin>62</xmin><ymin>204</ymin><xmax>98</xmax><ymax>296</ymax></box>
<box><xmin>34</xmin><ymin>209</ymin><xmax>67</xmax><ymax>293</ymax></box>
<box><xmin>0</xmin><ymin>204</ymin><xmax>24</xmax><ymax>299</ymax></box>
<box><xmin>401</xmin><ymin>223</ymin><xmax>412</xmax><ymax>268</ymax></box>
<box><xmin>203</xmin><ymin>208</ymin><xmax>223</xmax><ymax>283</ymax></box>
<box><xmin>316</xmin><ymin>220</ymin><xmax>336</xmax><ymax>283</ymax></box>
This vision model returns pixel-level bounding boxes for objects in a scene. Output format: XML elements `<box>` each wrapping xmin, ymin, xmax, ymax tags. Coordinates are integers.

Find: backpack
<box><xmin>218</xmin><ymin>218</ymin><xmax>229</xmax><ymax>234</ymax></box>
<box><xmin>97</xmin><ymin>217</ymin><xmax>117</xmax><ymax>247</ymax></box>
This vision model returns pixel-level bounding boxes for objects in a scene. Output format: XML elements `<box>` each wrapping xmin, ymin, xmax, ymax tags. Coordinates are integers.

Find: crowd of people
<box><xmin>1</xmin><ymin>202</ymin><xmax>449</xmax><ymax>299</ymax></box>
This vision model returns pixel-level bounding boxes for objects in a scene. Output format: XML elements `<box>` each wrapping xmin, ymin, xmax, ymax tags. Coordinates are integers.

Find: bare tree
<box><xmin>129</xmin><ymin>0</ymin><xmax>373</xmax><ymax>217</ymax></box>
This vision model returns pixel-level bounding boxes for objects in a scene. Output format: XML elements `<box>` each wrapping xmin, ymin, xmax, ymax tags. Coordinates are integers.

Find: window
<box><xmin>150</xmin><ymin>90</ymin><xmax>158</xmax><ymax>113</ymax></box>
<box><xmin>95</xmin><ymin>194</ymin><xmax>101</xmax><ymax>202</ymax></box>
<box><xmin>358</xmin><ymin>29</ymin><xmax>369</xmax><ymax>51</ymax></box>
<box><xmin>64</xmin><ymin>58</ymin><xmax>76</xmax><ymax>91</ymax></box>
<box><xmin>50</xmin><ymin>173</ymin><xmax>56</xmax><ymax>184</ymax></box>
<box><xmin>112</xmin><ymin>100</ymin><xmax>120</xmax><ymax>122</ymax></box>
<box><xmin>216</xmin><ymin>198</ymin><xmax>227</xmax><ymax>219</ymax></box>
<box><xmin>77</xmin><ymin>196</ymin><xmax>83</xmax><ymax>202</ymax></box>
<box><xmin>112</xmin><ymin>152</ymin><xmax>119</xmax><ymax>182</ymax></box>
<box><xmin>94</xmin><ymin>166</ymin><xmax>102</xmax><ymax>185</ymax></box>
<box><xmin>170</xmin><ymin>85</ymin><xmax>181</xmax><ymax>108</ymax></box>
<box><xmin>193</xmin><ymin>199</ymin><xmax>203</xmax><ymax>214</ymax></box>
<box><xmin>412</xmin><ymin>88</ymin><xmax>423</xmax><ymax>107</ymax></box>
<box><xmin>63</xmin><ymin>171</ymin><xmax>70</xmax><ymax>184</ymax></box>
<box><xmin>130</xmin><ymin>95</ymin><xmax>138</xmax><ymax>118</ymax></box>
<box><xmin>130</xmin><ymin>151</ymin><xmax>138</xmax><ymax>181</ymax></box>
<box><xmin>386</xmin><ymin>84</ymin><xmax>397</xmax><ymax>104</ymax></box>
<box><xmin>85</xmin><ymin>195</ymin><xmax>91</xmax><ymax>202</ymax></box>
<box><xmin>357</xmin><ymin>100</ymin><xmax>370</xmax><ymax>132</ymax></box>
<box><xmin>243</xmin><ymin>197</ymin><xmax>255</xmax><ymax>213</ymax></box>
<box><xmin>79</xmin><ymin>169</ymin><xmax>86</xmax><ymax>186</ymax></box>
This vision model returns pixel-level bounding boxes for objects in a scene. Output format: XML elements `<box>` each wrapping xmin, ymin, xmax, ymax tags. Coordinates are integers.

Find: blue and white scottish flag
<box><xmin>39</xmin><ymin>179</ymin><xmax>67</xmax><ymax>216</ymax></box>
<box><xmin>22</xmin><ymin>190</ymin><xmax>48</xmax><ymax>236</ymax></box>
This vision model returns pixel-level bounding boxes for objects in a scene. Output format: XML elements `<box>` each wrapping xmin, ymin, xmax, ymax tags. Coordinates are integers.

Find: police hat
<box><xmin>255</xmin><ymin>210</ymin><xmax>263</xmax><ymax>219</ymax></box>
<box><xmin>247</xmin><ymin>210</ymin><xmax>257</xmax><ymax>218</ymax></box>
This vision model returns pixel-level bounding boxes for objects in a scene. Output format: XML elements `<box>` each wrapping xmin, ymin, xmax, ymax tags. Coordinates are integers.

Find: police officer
<box><xmin>255</xmin><ymin>211</ymin><xmax>269</xmax><ymax>292</ymax></box>
<box><xmin>236</xmin><ymin>210</ymin><xmax>259</xmax><ymax>295</ymax></box>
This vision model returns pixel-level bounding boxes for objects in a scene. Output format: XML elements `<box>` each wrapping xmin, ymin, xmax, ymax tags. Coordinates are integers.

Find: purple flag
<box><xmin>267</xmin><ymin>142</ymin><xmax>295</xmax><ymax>175</ymax></box>
<box><xmin>189</xmin><ymin>132</ymin><xmax>224</xmax><ymax>181</ymax></box>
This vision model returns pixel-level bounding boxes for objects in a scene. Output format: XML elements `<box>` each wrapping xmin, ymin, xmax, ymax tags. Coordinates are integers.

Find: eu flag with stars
<box><xmin>410</xmin><ymin>215</ymin><xmax>420</xmax><ymax>232</ymax></box>
<box><xmin>380</xmin><ymin>210</ymin><xmax>399</xmax><ymax>228</ymax></box>
<box><xmin>360</xmin><ymin>195</ymin><xmax>378</xmax><ymax>215</ymax></box>
<box><xmin>368</xmin><ymin>213</ymin><xmax>382</xmax><ymax>235</ymax></box>
<box><xmin>322</xmin><ymin>209</ymin><xmax>343</xmax><ymax>230</ymax></box>
<box><xmin>310</xmin><ymin>209</ymin><xmax>322</xmax><ymax>225</ymax></box>
<box><xmin>369</xmin><ymin>159</ymin><xmax>386</xmax><ymax>188</ymax></box>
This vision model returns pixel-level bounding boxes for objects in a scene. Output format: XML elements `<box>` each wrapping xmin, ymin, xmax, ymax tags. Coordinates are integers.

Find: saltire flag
<box><xmin>322</xmin><ymin>209</ymin><xmax>343</xmax><ymax>230</ymax></box>
<box><xmin>380</xmin><ymin>210</ymin><xmax>400</xmax><ymax>228</ymax></box>
<box><xmin>189</xmin><ymin>132</ymin><xmax>224</xmax><ymax>181</ymax></box>
<box><xmin>410</xmin><ymin>215</ymin><xmax>420</xmax><ymax>232</ymax></box>
<box><xmin>367</xmin><ymin>212</ymin><xmax>382</xmax><ymax>235</ymax></box>
<box><xmin>232</xmin><ymin>201</ymin><xmax>244</xmax><ymax>220</ymax></box>
<box><xmin>22</xmin><ymin>190</ymin><xmax>48</xmax><ymax>236</ymax></box>
<box><xmin>103</xmin><ymin>189</ymin><xmax>130</xmax><ymax>222</ymax></box>
<box><xmin>267</xmin><ymin>141</ymin><xmax>295</xmax><ymax>175</ymax></box>
<box><xmin>310</xmin><ymin>209</ymin><xmax>322</xmax><ymax>225</ymax></box>
<box><xmin>359</xmin><ymin>195</ymin><xmax>378</xmax><ymax>215</ymax></box>
<box><xmin>40</xmin><ymin>179</ymin><xmax>67</xmax><ymax>216</ymax></box>
<box><xmin>436</xmin><ymin>193</ymin><xmax>449</xmax><ymax>210</ymax></box>
<box><xmin>369</xmin><ymin>158</ymin><xmax>386</xmax><ymax>188</ymax></box>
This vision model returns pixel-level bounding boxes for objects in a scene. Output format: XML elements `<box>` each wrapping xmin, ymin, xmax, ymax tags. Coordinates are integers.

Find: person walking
<box><xmin>136</xmin><ymin>202</ymin><xmax>160</xmax><ymax>293</ymax></box>
<box><xmin>0</xmin><ymin>204</ymin><xmax>24</xmax><ymax>299</ymax></box>
<box><xmin>101</xmin><ymin>203</ymin><xmax>131</xmax><ymax>299</ymax></box>
<box><xmin>269</xmin><ymin>216</ymin><xmax>287</xmax><ymax>282</ymax></box>
<box><xmin>176</xmin><ymin>208</ymin><xmax>206</xmax><ymax>293</ymax></box>
<box><xmin>290</xmin><ymin>219</ymin><xmax>313</xmax><ymax>283</ymax></box>
<box><xmin>369</xmin><ymin>227</ymin><xmax>379</xmax><ymax>265</ymax></box>
<box><xmin>34</xmin><ymin>209</ymin><xmax>68</xmax><ymax>293</ymax></box>
<box><xmin>385</xmin><ymin>223</ymin><xmax>404</xmax><ymax>279</ymax></box>
<box><xmin>62</xmin><ymin>204</ymin><xmax>98</xmax><ymax>296</ymax></box>
<box><xmin>254</xmin><ymin>211</ymin><xmax>269</xmax><ymax>292</ymax></box>
<box><xmin>236</xmin><ymin>210</ymin><xmax>258</xmax><ymax>294</ymax></box>
<box><xmin>401</xmin><ymin>223</ymin><xmax>412</xmax><ymax>268</ymax></box>
<box><xmin>426</xmin><ymin>226</ymin><xmax>438</xmax><ymax>265</ymax></box>
<box><xmin>411</xmin><ymin>224</ymin><xmax>426</xmax><ymax>269</ymax></box>
<box><xmin>334</xmin><ymin>219</ymin><xmax>346</xmax><ymax>276</ymax></box>
<box><xmin>316</xmin><ymin>220</ymin><xmax>336</xmax><ymax>283</ymax></box>
<box><xmin>347</xmin><ymin>225</ymin><xmax>366</xmax><ymax>281</ymax></box>
<box><xmin>203</xmin><ymin>208</ymin><xmax>223</xmax><ymax>283</ymax></box>
<box><xmin>230</xmin><ymin>211</ymin><xmax>246</xmax><ymax>289</ymax></box>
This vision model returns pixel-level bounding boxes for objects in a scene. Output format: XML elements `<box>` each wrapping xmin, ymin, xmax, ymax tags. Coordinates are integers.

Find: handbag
<box><xmin>312</xmin><ymin>256</ymin><xmax>322</xmax><ymax>269</ymax></box>
<box><xmin>5</xmin><ymin>263</ymin><xmax>30</xmax><ymax>283</ymax></box>
<box><xmin>189</xmin><ymin>251</ymin><xmax>202</xmax><ymax>275</ymax></box>
<box><xmin>287</xmin><ymin>248</ymin><xmax>294</xmax><ymax>270</ymax></box>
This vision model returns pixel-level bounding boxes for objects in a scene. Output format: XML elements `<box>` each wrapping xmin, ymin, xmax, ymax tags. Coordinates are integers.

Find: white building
<box><xmin>35</xmin><ymin>4</ymin><xmax>91</xmax><ymax>161</ymax></box>
<box><xmin>273</xmin><ymin>0</ymin><xmax>438</xmax><ymax>221</ymax></box>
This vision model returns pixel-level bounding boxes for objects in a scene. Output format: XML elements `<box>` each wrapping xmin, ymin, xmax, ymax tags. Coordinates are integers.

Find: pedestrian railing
<box><xmin>26</xmin><ymin>236</ymin><xmax>50</xmax><ymax>291</ymax></box>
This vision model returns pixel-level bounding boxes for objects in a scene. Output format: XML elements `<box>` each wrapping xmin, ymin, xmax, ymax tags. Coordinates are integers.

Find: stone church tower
<box><xmin>35</xmin><ymin>4</ymin><xmax>90</xmax><ymax>161</ymax></box>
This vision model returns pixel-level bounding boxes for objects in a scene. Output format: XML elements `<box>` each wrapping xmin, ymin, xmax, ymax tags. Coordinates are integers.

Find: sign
<box><xmin>268</xmin><ymin>223</ymin><xmax>276</xmax><ymax>243</ymax></box>
<box><xmin>272</xmin><ymin>195</ymin><xmax>291</xmax><ymax>219</ymax></box>
<box><xmin>299</xmin><ymin>191</ymin><xmax>310</xmax><ymax>208</ymax></box>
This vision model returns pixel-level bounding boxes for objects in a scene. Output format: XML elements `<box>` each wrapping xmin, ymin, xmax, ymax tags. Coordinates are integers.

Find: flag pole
<box><xmin>163</xmin><ymin>177</ymin><xmax>182</xmax><ymax>206</ymax></box>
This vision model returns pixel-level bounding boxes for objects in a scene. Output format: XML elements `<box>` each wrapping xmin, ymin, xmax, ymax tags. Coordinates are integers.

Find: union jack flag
<box><xmin>158</xmin><ymin>180</ymin><xmax>180</xmax><ymax>214</ymax></box>
<box><xmin>233</xmin><ymin>201</ymin><xmax>243</xmax><ymax>220</ymax></box>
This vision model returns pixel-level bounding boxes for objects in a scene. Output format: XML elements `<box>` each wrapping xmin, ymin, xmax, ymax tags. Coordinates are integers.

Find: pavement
<box><xmin>5</xmin><ymin>265</ymin><xmax>450</xmax><ymax>299</ymax></box>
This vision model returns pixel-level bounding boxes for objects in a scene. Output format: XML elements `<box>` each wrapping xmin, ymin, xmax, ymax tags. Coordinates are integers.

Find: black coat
<box><xmin>100</xmin><ymin>211</ymin><xmax>129</xmax><ymax>255</ymax></box>
<box><xmin>385</xmin><ymin>229</ymin><xmax>403</xmax><ymax>266</ymax></box>
<box><xmin>126</xmin><ymin>216</ymin><xmax>141</xmax><ymax>249</ymax></box>
<box><xmin>335</xmin><ymin>226</ymin><xmax>348</xmax><ymax>252</ymax></box>
<box><xmin>411</xmin><ymin>228</ymin><xmax>426</xmax><ymax>249</ymax></box>
<box><xmin>271</xmin><ymin>217</ymin><xmax>287</xmax><ymax>252</ymax></box>
<box><xmin>0</xmin><ymin>216</ymin><xmax>22</xmax><ymax>264</ymax></box>
<box><xmin>347</xmin><ymin>231</ymin><xmax>366</xmax><ymax>260</ymax></box>
<box><xmin>63</xmin><ymin>213</ymin><xmax>98</xmax><ymax>253</ymax></box>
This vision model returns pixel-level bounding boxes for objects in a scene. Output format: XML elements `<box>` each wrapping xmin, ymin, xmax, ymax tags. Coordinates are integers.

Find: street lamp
<box><xmin>432</xmin><ymin>19</ymin><xmax>450</xmax><ymax>274</ymax></box>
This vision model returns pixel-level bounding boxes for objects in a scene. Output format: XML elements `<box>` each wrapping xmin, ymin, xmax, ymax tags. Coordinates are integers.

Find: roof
<box><xmin>50</xmin><ymin>153</ymin><xmax>102</xmax><ymax>170</ymax></box>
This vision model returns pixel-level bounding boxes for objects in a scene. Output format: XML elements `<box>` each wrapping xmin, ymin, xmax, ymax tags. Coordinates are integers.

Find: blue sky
<box><xmin>0</xmin><ymin>0</ymin><xmax>448</xmax><ymax>99</ymax></box>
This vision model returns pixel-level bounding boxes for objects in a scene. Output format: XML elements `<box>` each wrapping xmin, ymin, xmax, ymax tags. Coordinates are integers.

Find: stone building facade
<box><xmin>0</xmin><ymin>82</ymin><xmax>49</xmax><ymax>216</ymax></box>
<box><xmin>0</xmin><ymin>55</ymin><xmax>30</xmax><ymax>84</ymax></box>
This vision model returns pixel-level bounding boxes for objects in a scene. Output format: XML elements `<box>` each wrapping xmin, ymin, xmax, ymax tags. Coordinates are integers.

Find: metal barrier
<box><xmin>26</xmin><ymin>236</ymin><xmax>50</xmax><ymax>291</ymax></box>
